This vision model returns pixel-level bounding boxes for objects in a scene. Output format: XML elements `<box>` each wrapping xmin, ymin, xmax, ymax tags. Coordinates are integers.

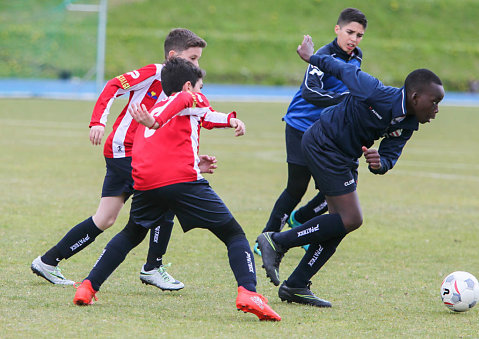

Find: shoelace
<box><xmin>158</xmin><ymin>263</ymin><xmax>173</xmax><ymax>281</ymax></box>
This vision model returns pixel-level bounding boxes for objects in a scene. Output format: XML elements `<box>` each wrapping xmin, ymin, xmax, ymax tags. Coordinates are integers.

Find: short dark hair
<box><xmin>337</xmin><ymin>8</ymin><xmax>368</xmax><ymax>29</ymax></box>
<box><xmin>404</xmin><ymin>69</ymin><xmax>442</xmax><ymax>94</ymax></box>
<box><xmin>163</xmin><ymin>28</ymin><xmax>207</xmax><ymax>59</ymax></box>
<box><xmin>161</xmin><ymin>57</ymin><xmax>204</xmax><ymax>96</ymax></box>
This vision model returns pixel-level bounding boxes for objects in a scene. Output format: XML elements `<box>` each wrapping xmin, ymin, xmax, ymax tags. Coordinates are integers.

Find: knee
<box><xmin>341</xmin><ymin>214</ymin><xmax>363</xmax><ymax>233</ymax></box>
<box><xmin>93</xmin><ymin>214</ymin><xmax>118</xmax><ymax>230</ymax></box>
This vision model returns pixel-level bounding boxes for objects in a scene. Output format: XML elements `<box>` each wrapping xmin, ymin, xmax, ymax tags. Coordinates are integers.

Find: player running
<box><xmin>31</xmin><ymin>28</ymin><xmax>214</xmax><ymax>291</ymax></box>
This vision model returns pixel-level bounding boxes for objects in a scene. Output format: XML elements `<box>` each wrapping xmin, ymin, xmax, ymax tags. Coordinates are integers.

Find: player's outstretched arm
<box><xmin>128</xmin><ymin>103</ymin><xmax>158</xmax><ymax>129</ymax></box>
<box><xmin>229</xmin><ymin>118</ymin><xmax>246</xmax><ymax>137</ymax></box>
<box><xmin>297</xmin><ymin>35</ymin><xmax>314</xmax><ymax>63</ymax></box>
<box><xmin>89</xmin><ymin>125</ymin><xmax>105</xmax><ymax>146</ymax></box>
<box><xmin>198</xmin><ymin>155</ymin><xmax>218</xmax><ymax>174</ymax></box>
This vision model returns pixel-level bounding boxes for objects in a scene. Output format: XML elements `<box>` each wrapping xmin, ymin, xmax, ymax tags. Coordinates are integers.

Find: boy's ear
<box><xmin>167</xmin><ymin>50</ymin><xmax>177</xmax><ymax>59</ymax></box>
<box><xmin>182</xmin><ymin>81</ymin><xmax>193</xmax><ymax>92</ymax></box>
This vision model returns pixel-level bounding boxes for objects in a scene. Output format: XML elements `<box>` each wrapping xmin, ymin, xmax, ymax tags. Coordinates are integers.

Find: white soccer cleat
<box><xmin>31</xmin><ymin>256</ymin><xmax>75</xmax><ymax>285</ymax></box>
<box><xmin>140</xmin><ymin>264</ymin><xmax>184</xmax><ymax>291</ymax></box>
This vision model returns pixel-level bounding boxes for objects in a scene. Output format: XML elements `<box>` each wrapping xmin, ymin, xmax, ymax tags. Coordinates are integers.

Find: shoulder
<box><xmin>174</xmin><ymin>91</ymin><xmax>210</xmax><ymax>108</ymax></box>
<box><xmin>316</xmin><ymin>43</ymin><xmax>333</xmax><ymax>56</ymax></box>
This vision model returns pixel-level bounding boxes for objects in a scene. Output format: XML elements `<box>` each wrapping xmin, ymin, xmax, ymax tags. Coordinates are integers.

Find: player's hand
<box><xmin>362</xmin><ymin>146</ymin><xmax>381</xmax><ymax>170</ymax></box>
<box><xmin>90</xmin><ymin>125</ymin><xmax>105</xmax><ymax>146</ymax></box>
<box><xmin>128</xmin><ymin>103</ymin><xmax>156</xmax><ymax>129</ymax></box>
<box><xmin>198</xmin><ymin>154</ymin><xmax>218</xmax><ymax>174</ymax></box>
<box><xmin>230</xmin><ymin>118</ymin><xmax>245</xmax><ymax>136</ymax></box>
<box><xmin>297</xmin><ymin>35</ymin><xmax>314</xmax><ymax>63</ymax></box>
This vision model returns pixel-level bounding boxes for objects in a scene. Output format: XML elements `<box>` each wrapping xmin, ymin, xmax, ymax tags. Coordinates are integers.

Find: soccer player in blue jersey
<box><xmin>257</xmin><ymin>34</ymin><xmax>445</xmax><ymax>307</ymax></box>
<box><xmin>256</xmin><ymin>8</ymin><xmax>368</xmax><ymax>256</ymax></box>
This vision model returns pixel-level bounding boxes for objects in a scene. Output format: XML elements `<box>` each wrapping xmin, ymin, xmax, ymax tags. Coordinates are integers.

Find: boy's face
<box><xmin>192</xmin><ymin>78</ymin><xmax>203</xmax><ymax>93</ymax></box>
<box><xmin>335</xmin><ymin>22</ymin><xmax>365</xmax><ymax>55</ymax></box>
<box><xmin>410</xmin><ymin>83</ymin><xmax>445</xmax><ymax>124</ymax></box>
<box><xmin>171</xmin><ymin>47</ymin><xmax>203</xmax><ymax>67</ymax></box>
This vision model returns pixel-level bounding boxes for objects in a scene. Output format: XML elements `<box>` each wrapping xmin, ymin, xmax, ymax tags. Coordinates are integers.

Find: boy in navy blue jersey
<box><xmin>257</xmin><ymin>8</ymin><xmax>367</xmax><ymax>255</ymax></box>
<box><xmin>257</xmin><ymin>34</ymin><xmax>445</xmax><ymax>307</ymax></box>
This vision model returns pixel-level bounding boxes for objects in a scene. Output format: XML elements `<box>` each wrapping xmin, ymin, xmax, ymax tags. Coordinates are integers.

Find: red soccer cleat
<box><xmin>236</xmin><ymin>286</ymin><xmax>281</xmax><ymax>321</ymax></box>
<box><xmin>73</xmin><ymin>280</ymin><xmax>98</xmax><ymax>306</ymax></box>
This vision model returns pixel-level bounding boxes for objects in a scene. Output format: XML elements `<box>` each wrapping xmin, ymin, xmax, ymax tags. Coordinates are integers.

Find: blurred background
<box><xmin>1</xmin><ymin>0</ymin><xmax>479</xmax><ymax>99</ymax></box>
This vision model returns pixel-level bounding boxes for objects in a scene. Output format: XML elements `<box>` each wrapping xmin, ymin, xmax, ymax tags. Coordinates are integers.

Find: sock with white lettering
<box><xmin>144</xmin><ymin>215</ymin><xmax>174</xmax><ymax>271</ymax></box>
<box><xmin>285</xmin><ymin>236</ymin><xmax>344</xmax><ymax>288</ymax></box>
<box><xmin>87</xmin><ymin>217</ymin><xmax>148</xmax><ymax>291</ymax></box>
<box><xmin>294</xmin><ymin>192</ymin><xmax>328</xmax><ymax>223</ymax></box>
<box><xmin>272</xmin><ymin>214</ymin><xmax>346</xmax><ymax>251</ymax></box>
<box><xmin>42</xmin><ymin>217</ymin><xmax>102</xmax><ymax>265</ymax></box>
<box><xmin>227</xmin><ymin>235</ymin><xmax>257</xmax><ymax>292</ymax></box>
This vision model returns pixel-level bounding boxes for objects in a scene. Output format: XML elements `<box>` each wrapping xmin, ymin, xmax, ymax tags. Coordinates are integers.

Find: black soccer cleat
<box><xmin>256</xmin><ymin>232</ymin><xmax>285</xmax><ymax>286</ymax></box>
<box><xmin>278</xmin><ymin>281</ymin><xmax>332</xmax><ymax>308</ymax></box>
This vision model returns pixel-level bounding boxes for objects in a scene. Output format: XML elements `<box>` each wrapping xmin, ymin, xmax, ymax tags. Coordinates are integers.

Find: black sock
<box><xmin>42</xmin><ymin>217</ymin><xmax>102</xmax><ymax>265</ymax></box>
<box><xmin>294</xmin><ymin>192</ymin><xmax>328</xmax><ymax>223</ymax></box>
<box><xmin>272</xmin><ymin>214</ymin><xmax>346</xmax><ymax>250</ymax></box>
<box><xmin>144</xmin><ymin>214</ymin><xmax>174</xmax><ymax>271</ymax></box>
<box><xmin>263</xmin><ymin>190</ymin><xmax>299</xmax><ymax>233</ymax></box>
<box><xmin>86</xmin><ymin>218</ymin><xmax>148</xmax><ymax>291</ymax></box>
<box><xmin>286</xmin><ymin>236</ymin><xmax>344</xmax><ymax>288</ymax></box>
<box><xmin>227</xmin><ymin>235</ymin><xmax>257</xmax><ymax>292</ymax></box>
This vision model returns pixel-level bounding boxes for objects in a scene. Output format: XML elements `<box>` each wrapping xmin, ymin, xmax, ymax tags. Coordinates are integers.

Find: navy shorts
<box><xmin>101</xmin><ymin>157</ymin><xmax>134</xmax><ymax>200</ymax></box>
<box><xmin>130</xmin><ymin>179</ymin><xmax>234</xmax><ymax>232</ymax></box>
<box><xmin>301</xmin><ymin>127</ymin><xmax>358</xmax><ymax>196</ymax></box>
<box><xmin>285</xmin><ymin>123</ymin><xmax>307</xmax><ymax>166</ymax></box>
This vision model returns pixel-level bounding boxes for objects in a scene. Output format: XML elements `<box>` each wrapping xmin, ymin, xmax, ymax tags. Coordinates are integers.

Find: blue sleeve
<box><xmin>368</xmin><ymin>129</ymin><xmax>413</xmax><ymax>175</ymax></box>
<box><xmin>300</xmin><ymin>64</ymin><xmax>349</xmax><ymax>107</ymax></box>
<box><xmin>309</xmin><ymin>54</ymin><xmax>379</xmax><ymax>101</ymax></box>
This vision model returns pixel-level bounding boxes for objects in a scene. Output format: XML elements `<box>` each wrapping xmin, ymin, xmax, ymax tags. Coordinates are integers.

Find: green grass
<box><xmin>0</xmin><ymin>98</ymin><xmax>479</xmax><ymax>338</ymax></box>
<box><xmin>1</xmin><ymin>0</ymin><xmax>479</xmax><ymax>90</ymax></box>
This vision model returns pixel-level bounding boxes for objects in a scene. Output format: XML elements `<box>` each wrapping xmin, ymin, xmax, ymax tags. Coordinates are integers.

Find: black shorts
<box><xmin>101</xmin><ymin>157</ymin><xmax>134</xmax><ymax>199</ymax></box>
<box><xmin>301</xmin><ymin>127</ymin><xmax>358</xmax><ymax>196</ymax></box>
<box><xmin>130</xmin><ymin>179</ymin><xmax>234</xmax><ymax>232</ymax></box>
<box><xmin>285</xmin><ymin>123</ymin><xmax>307</xmax><ymax>166</ymax></box>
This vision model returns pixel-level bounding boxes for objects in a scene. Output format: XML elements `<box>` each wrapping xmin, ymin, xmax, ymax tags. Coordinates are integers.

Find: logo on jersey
<box><xmin>147</xmin><ymin>91</ymin><xmax>158</xmax><ymax>100</ymax></box>
<box><xmin>368</xmin><ymin>106</ymin><xmax>382</xmax><ymax>120</ymax></box>
<box><xmin>116</xmin><ymin>74</ymin><xmax>130</xmax><ymax>89</ymax></box>
<box><xmin>309</xmin><ymin>65</ymin><xmax>324</xmax><ymax>77</ymax></box>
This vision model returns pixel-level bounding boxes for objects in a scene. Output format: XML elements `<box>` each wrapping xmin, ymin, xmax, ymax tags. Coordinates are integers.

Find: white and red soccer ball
<box><xmin>440</xmin><ymin>271</ymin><xmax>479</xmax><ymax>312</ymax></box>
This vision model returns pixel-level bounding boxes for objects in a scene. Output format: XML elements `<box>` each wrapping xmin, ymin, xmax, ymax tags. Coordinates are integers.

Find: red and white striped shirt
<box><xmin>89</xmin><ymin>64</ymin><xmax>167</xmax><ymax>158</ymax></box>
<box><xmin>132</xmin><ymin>91</ymin><xmax>236</xmax><ymax>191</ymax></box>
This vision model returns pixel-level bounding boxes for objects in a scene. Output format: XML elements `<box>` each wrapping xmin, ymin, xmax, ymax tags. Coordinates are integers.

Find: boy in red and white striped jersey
<box><xmin>73</xmin><ymin>58</ymin><xmax>281</xmax><ymax>321</ymax></box>
<box><xmin>32</xmin><ymin>29</ymin><xmax>215</xmax><ymax>291</ymax></box>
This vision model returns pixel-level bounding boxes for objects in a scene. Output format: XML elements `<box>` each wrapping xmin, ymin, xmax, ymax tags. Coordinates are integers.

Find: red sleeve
<box><xmin>89</xmin><ymin>64</ymin><xmax>161</xmax><ymax>127</ymax></box>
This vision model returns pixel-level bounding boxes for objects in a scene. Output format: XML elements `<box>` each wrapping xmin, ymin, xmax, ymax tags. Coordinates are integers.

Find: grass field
<box><xmin>0</xmin><ymin>98</ymin><xmax>478</xmax><ymax>338</ymax></box>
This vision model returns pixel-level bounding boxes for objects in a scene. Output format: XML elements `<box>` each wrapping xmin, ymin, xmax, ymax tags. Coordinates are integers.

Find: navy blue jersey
<box><xmin>307</xmin><ymin>54</ymin><xmax>419</xmax><ymax>174</ymax></box>
<box><xmin>284</xmin><ymin>38</ymin><xmax>362</xmax><ymax>132</ymax></box>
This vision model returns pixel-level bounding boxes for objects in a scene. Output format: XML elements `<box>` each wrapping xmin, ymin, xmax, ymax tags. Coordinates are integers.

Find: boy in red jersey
<box><xmin>73</xmin><ymin>58</ymin><xmax>281</xmax><ymax>321</ymax></box>
<box><xmin>32</xmin><ymin>28</ymin><xmax>215</xmax><ymax>291</ymax></box>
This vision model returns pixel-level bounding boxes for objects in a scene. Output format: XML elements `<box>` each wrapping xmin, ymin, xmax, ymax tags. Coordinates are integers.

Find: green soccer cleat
<box><xmin>256</xmin><ymin>232</ymin><xmax>285</xmax><ymax>286</ymax></box>
<box><xmin>278</xmin><ymin>280</ymin><xmax>331</xmax><ymax>307</ymax></box>
<box><xmin>31</xmin><ymin>256</ymin><xmax>75</xmax><ymax>285</ymax></box>
<box><xmin>140</xmin><ymin>263</ymin><xmax>184</xmax><ymax>291</ymax></box>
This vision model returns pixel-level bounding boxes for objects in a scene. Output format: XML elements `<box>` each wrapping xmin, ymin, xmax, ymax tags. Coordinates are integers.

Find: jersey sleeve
<box><xmin>301</xmin><ymin>61</ymin><xmax>349</xmax><ymax>107</ymax></box>
<box><xmin>89</xmin><ymin>64</ymin><xmax>162</xmax><ymax>127</ymax></box>
<box><xmin>368</xmin><ymin>128</ymin><xmax>414</xmax><ymax>175</ymax></box>
<box><xmin>308</xmin><ymin>54</ymin><xmax>379</xmax><ymax>101</ymax></box>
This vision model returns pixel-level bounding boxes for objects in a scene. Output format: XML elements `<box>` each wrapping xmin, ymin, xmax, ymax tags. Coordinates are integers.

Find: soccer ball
<box><xmin>440</xmin><ymin>271</ymin><xmax>479</xmax><ymax>312</ymax></box>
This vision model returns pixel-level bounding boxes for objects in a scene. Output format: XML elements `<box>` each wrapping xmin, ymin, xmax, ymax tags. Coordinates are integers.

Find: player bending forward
<box><xmin>73</xmin><ymin>57</ymin><xmax>281</xmax><ymax>321</ymax></box>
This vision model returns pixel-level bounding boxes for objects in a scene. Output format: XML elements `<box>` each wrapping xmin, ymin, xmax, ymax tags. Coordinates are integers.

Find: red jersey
<box><xmin>132</xmin><ymin>91</ymin><xmax>236</xmax><ymax>190</ymax></box>
<box><xmin>89</xmin><ymin>64</ymin><xmax>167</xmax><ymax>158</ymax></box>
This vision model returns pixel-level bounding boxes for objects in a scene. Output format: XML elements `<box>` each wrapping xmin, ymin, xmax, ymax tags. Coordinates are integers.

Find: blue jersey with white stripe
<box><xmin>307</xmin><ymin>54</ymin><xmax>419</xmax><ymax>174</ymax></box>
<box><xmin>283</xmin><ymin>39</ymin><xmax>362</xmax><ymax>132</ymax></box>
